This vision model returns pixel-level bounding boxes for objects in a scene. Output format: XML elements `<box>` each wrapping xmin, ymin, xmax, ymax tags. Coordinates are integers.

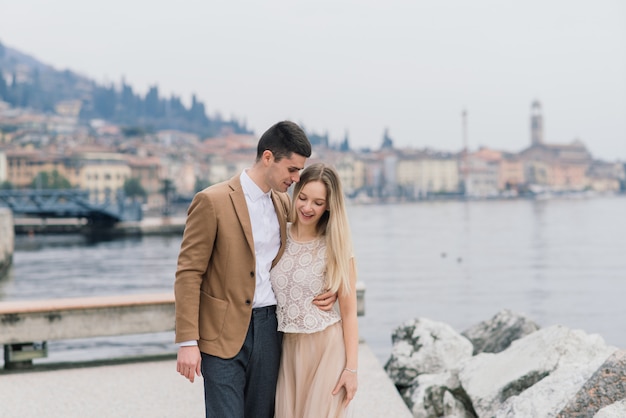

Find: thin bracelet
<box><xmin>344</xmin><ymin>367</ymin><xmax>357</xmax><ymax>374</ymax></box>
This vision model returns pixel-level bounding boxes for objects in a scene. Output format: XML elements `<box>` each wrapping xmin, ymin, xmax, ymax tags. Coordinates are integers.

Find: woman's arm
<box><xmin>332</xmin><ymin>257</ymin><xmax>359</xmax><ymax>407</ymax></box>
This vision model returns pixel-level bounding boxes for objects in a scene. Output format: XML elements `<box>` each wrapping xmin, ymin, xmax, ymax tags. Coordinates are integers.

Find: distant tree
<box><xmin>160</xmin><ymin>178</ymin><xmax>176</xmax><ymax>216</ymax></box>
<box><xmin>123</xmin><ymin>177</ymin><xmax>147</xmax><ymax>200</ymax></box>
<box><xmin>31</xmin><ymin>170</ymin><xmax>72</xmax><ymax>189</ymax></box>
<box><xmin>119</xmin><ymin>81</ymin><xmax>140</xmax><ymax>122</ymax></box>
<box><xmin>93</xmin><ymin>85</ymin><xmax>117</xmax><ymax>119</ymax></box>
<box><xmin>145</xmin><ymin>85</ymin><xmax>164</xmax><ymax>118</ymax></box>
<box><xmin>307</xmin><ymin>131</ymin><xmax>329</xmax><ymax>148</ymax></box>
<box><xmin>189</xmin><ymin>94</ymin><xmax>209</xmax><ymax>126</ymax></box>
<box><xmin>0</xmin><ymin>180</ymin><xmax>13</xmax><ymax>190</ymax></box>
<box><xmin>168</xmin><ymin>95</ymin><xmax>186</xmax><ymax>116</ymax></box>
<box><xmin>0</xmin><ymin>72</ymin><xmax>7</xmax><ymax>101</ymax></box>
<box><xmin>121</xmin><ymin>126</ymin><xmax>146</xmax><ymax>137</ymax></box>
<box><xmin>340</xmin><ymin>132</ymin><xmax>350</xmax><ymax>152</ymax></box>
<box><xmin>0</xmin><ymin>124</ymin><xmax>18</xmax><ymax>133</ymax></box>
<box><xmin>194</xmin><ymin>177</ymin><xmax>211</xmax><ymax>193</ymax></box>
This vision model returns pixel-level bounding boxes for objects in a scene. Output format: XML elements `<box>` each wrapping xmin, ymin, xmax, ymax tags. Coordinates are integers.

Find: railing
<box><xmin>0</xmin><ymin>283</ymin><xmax>365</xmax><ymax>369</ymax></box>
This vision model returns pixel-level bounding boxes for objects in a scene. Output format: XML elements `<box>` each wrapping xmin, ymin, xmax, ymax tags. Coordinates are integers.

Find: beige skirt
<box><xmin>275</xmin><ymin>321</ymin><xmax>354</xmax><ymax>418</ymax></box>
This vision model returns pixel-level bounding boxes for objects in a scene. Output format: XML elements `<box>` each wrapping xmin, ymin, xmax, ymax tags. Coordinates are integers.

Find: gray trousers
<box><xmin>201</xmin><ymin>305</ymin><xmax>282</xmax><ymax>418</ymax></box>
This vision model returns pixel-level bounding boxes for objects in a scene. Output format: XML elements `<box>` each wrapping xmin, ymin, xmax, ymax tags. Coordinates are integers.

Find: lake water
<box><xmin>1</xmin><ymin>195</ymin><xmax>625</xmax><ymax>366</ymax></box>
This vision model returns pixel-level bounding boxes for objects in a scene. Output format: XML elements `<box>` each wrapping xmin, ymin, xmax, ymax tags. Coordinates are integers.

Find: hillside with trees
<box><xmin>0</xmin><ymin>41</ymin><xmax>250</xmax><ymax>138</ymax></box>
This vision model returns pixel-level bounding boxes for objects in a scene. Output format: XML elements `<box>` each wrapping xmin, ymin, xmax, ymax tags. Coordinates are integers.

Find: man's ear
<box><xmin>262</xmin><ymin>149</ymin><xmax>274</xmax><ymax>166</ymax></box>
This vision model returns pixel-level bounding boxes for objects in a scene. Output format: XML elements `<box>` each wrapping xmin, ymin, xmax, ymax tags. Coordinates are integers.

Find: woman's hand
<box><xmin>332</xmin><ymin>368</ymin><xmax>358</xmax><ymax>407</ymax></box>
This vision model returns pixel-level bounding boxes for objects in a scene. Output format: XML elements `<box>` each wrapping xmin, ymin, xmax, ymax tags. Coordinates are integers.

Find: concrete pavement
<box><xmin>0</xmin><ymin>342</ymin><xmax>411</xmax><ymax>418</ymax></box>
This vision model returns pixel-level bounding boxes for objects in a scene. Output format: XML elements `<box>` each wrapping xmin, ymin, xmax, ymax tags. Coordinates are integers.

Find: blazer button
<box><xmin>245</xmin><ymin>299</ymin><xmax>251</xmax><ymax>305</ymax></box>
<box><xmin>250</xmin><ymin>271</ymin><xmax>254</xmax><ymax>278</ymax></box>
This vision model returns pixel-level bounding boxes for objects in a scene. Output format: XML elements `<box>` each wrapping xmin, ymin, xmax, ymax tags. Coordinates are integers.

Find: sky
<box><xmin>1</xmin><ymin>0</ymin><xmax>625</xmax><ymax>161</ymax></box>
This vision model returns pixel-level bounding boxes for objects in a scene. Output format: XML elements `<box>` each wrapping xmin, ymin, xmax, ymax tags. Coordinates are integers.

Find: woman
<box><xmin>271</xmin><ymin>162</ymin><xmax>359</xmax><ymax>418</ymax></box>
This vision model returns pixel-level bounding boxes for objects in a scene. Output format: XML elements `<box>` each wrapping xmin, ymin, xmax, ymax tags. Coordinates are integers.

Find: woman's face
<box><xmin>295</xmin><ymin>180</ymin><xmax>328</xmax><ymax>228</ymax></box>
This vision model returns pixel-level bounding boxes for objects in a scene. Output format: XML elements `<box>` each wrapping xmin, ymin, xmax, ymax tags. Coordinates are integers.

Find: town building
<box><xmin>519</xmin><ymin>101</ymin><xmax>593</xmax><ymax>192</ymax></box>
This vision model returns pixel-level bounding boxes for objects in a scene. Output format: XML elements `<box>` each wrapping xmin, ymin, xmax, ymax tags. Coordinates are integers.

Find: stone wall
<box><xmin>0</xmin><ymin>208</ymin><xmax>14</xmax><ymax>275</ymax></box>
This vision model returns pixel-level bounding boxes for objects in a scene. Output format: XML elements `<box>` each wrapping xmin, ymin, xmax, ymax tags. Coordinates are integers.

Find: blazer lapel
<box><xmin>229</xmin><ymin>176</ymin><xmax>255</xmax><ymax>256</ymax></box>
<box><xmin>270</xmin><ymin>191</ymin><xmax>288</xmax><ymax>268</ymax></box>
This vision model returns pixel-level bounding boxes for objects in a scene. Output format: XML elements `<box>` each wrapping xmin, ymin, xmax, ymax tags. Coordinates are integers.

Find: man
<box><xmin>174</xmin><ymin>121</ymin><xmax>337</xmax><ymax>418</ymax></box>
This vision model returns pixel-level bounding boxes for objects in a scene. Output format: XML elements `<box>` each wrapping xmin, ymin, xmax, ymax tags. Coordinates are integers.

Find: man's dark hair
<box><xmin>256</xmin><ymin>121</ymin><xmax>312</xmax><ymax>162</ymax></box>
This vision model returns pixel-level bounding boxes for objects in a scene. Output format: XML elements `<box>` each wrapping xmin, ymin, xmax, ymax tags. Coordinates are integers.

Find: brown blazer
<box><xmin>174</xmin><ymin>174</ymin><xmax>290</xmax><ymax>359</ymax></box>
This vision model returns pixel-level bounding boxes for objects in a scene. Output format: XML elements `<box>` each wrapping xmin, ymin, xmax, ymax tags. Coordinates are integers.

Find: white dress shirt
<box><xmin>240</xmin><ymin>169</ymin><xmax>280</xmax><ymax>308</ymax></box>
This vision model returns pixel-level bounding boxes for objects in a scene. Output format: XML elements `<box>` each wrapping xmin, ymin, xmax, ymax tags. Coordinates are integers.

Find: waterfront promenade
<box><xmin>0</xmin><ymin>342</ymin><xmax>411</xmax><ymax>418</ymax></box>
<box><xmin>3</xmin><ymin>216</ymin><xmax>411</xmax><ymax>416</ymax></box>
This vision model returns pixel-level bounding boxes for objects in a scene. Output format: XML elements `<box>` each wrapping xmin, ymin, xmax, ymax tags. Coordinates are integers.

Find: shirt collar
<box><xmin>241</xmin><ymin>169</ymin><xmax>271</xmax><ymax>203</ymax></box>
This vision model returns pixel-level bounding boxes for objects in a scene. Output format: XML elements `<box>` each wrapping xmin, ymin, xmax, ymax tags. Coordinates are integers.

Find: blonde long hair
<box><xmin>291</xmin><ymin>163</ymin><xmax>353</xmax><ymax>294</ymax></box>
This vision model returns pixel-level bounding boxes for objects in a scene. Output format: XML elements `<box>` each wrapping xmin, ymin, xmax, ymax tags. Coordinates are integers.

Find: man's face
<box><xmin>267</xmin><ymin>153</ymin><xmax>307</xmax><ymax>193</ymax></box>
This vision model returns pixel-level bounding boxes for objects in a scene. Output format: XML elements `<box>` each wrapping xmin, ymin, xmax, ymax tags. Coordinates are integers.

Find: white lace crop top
<box><xmin>270</xmin><ymin>224</ymin><xmax>341</xmax><ymax>333</ymax></box>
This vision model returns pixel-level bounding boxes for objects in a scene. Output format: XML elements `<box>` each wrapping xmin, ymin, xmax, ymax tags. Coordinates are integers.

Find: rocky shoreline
<box><xmin>384</xmin><ymin>310</ymin><xmax>626</xmax><ymax>417</ymax></box>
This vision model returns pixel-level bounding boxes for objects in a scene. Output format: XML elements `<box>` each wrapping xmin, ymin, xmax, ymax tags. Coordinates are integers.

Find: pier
<box><xmin>0</xmin><ymin>290</ymin><xmax>410</xmax><ymax>417</ymax></box>
<box><xmin>0</xmin><ymin>293</ymin><xmax>175</xmax><ymax>367</ymax></box>
<box><xmin>0</xmin><ymin>289</ymin><xmax>365</xmax><ymax>368</ymax></box>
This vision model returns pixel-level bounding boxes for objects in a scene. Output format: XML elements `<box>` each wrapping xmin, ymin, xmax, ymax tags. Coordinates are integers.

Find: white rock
<box><xmin>443</xmin><ymin>390</ymin><xmax>474</xmax><ymax>418</ymax></box>
<box><xmin>458</xmin><ymin>325</ymin><xmax>617</xmax><ymax>418</ymax></box>
<box><xmin>408</xmin><ymin>372</ymin><xmax>454</xmax><ymax>417</ymax></box>
<box><xmin>594</xmin><ymin>400</ymin><xmax>626</xmax><ymax>418</ymax></box>
<box><xmin>386</xmin><ymin>317</ymin><xmax>474</xmax><ymax>387</ymax></box>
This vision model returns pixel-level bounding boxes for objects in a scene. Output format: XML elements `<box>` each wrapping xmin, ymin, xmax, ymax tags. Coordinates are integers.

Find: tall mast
<box><xmin>462</xmin><ymin>109</ymin><xmax>468</xmax><ymax>193</ymax></box>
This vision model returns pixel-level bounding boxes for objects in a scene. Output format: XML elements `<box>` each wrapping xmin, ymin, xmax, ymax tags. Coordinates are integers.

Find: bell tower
<box><xmin>530</xmin><ymin>100</ymin><xmax>544</xmax><ymax>146</ymax></box>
